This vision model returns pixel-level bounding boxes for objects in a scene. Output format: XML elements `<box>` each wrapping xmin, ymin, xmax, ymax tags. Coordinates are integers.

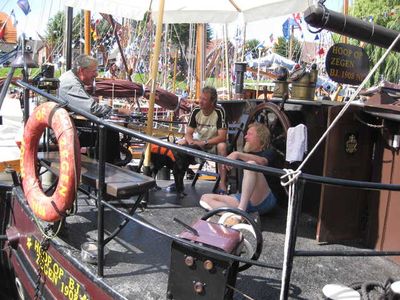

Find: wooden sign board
<box><xmin>325</xmin><ymin>43</ymin><xmax>369</xmax><ymax>85</ymax></box>
<box><xmin>0</xmin><ymin>12</ymin><xmax>17</xmax><ymax>44</ymax></box>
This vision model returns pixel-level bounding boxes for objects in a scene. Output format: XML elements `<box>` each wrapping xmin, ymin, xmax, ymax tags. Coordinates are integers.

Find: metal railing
<box><xmin>15</xmin><ymin>80</ymin><xmax>400</xmax><ymax>299</ymax></box>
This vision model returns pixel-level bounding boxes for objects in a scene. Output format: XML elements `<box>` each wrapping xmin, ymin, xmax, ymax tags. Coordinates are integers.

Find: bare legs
<box><xmin>200</xmin><ymin>161</ymin><xmax>270</xmax><ymax>212</ymax></box>
<box><xmin>237</xmin><ymin>161</ymin><xmax>269</xmax><ymax>210</ymax></box>
<box><xmin>199</xmin><ymin>194</ymin><xmax>239</xmax><ymax>211</ymax></box>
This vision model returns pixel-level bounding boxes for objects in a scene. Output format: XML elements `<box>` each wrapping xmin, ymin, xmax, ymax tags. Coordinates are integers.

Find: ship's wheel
<box><xmin>241</xmin><ymin>102</ymin><xmax>291</xmax><ymax>203</ymax></box>
<box><xmin>243</xmin><ymin>102</ymin><xmax>291</xmax><ymax>163</ymax></box>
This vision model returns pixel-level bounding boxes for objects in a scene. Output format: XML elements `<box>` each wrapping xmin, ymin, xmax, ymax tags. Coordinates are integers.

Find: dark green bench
<box><xmin>38</xmin><ymin>152</ymin><xmax>155</xmax><ymax>198</ymax></box>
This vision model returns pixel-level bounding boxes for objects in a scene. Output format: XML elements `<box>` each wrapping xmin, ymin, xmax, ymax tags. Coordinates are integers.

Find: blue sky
<box><xmin>1</xmin><ymin>0</ymin><xmax>346</xmax><ymax>42</ymax></box>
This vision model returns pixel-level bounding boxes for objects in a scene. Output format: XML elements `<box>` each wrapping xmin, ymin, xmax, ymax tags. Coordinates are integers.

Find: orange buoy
<box><xmin>20</xmin><ymin>102</ymin><xmax>81</xmax><ymax>222</ymax></box>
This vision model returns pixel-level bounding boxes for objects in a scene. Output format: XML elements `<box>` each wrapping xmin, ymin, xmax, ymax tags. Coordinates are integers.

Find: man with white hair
<box><xmin>60</xmin><ymin>54</ymin><xmax>112</xmax><ymax>116</ymax></box>
<box><xmin>200</xmin><ymin>123</ymin><xmax>277</xmax><ymax>216</ymax></box>
<box><xmin>59</xmin><ymin>54</ymin><xmax>128</xmax><ymax>163</ymax></box>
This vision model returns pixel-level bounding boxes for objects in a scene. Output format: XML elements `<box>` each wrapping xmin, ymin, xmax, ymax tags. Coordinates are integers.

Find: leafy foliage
<box><xmin>351</xmin><ymin>0</ymin><xmax>400</xmax><ymax>85</ymax></box>
<box><xmin>45</xmin><ymin>12</ymin><xmax>65</xmax><ymax>49</ymax></box>
<box><xmin>45</xmin><ymin>12</ymin><xmax>116</xmax><ymax>55</ymax></box>
<box><xmin>273</xmin><ymin>36</ymin><xmax>301</xmax><ymax>62</ymax></box>
<box><xmin>244</xmin><ymin>39</ymin><xmax>260</xmax><ymax>58</ymax></box>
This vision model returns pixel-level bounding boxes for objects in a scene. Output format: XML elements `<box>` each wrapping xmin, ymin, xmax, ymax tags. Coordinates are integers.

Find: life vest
<box><xmin>150</xmin><ymin>144</ymin><xmax>175</xmax><ymax>162</ymax></box>
<box><xmin>20</xmin><ymin>102</ymin><xmax>81</xmax><ymax>222</ymax></box>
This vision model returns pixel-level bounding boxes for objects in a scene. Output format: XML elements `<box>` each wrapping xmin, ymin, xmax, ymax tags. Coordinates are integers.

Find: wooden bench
<box><xmin>38</xmin><ymin>152</ymin><xmax>156</xmax><ymax>198</ymax></box>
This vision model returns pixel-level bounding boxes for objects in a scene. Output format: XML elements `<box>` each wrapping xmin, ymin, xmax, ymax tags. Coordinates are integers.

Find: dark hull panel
<box><xmin>4</xmin><ymin>187</ymin><xmax>123</xmax><ymax>300</ymax></box>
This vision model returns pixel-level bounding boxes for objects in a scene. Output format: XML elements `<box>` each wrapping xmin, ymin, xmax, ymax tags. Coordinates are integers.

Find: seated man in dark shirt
<box><xmin>199</xmin><ymin>123</ymin><xmax>277</xmax><ymax>216</ymax></box>
<box><xmin>59</xmin><ymin>54</ymin><xmax>129</xmax><ymax>163</ymax></box>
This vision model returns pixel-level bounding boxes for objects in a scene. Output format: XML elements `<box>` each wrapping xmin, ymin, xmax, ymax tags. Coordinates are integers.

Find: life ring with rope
<box><xmin>20</xmin><ymin>102</ymin><xmax>81</xmax><ymax>222</ymax></box>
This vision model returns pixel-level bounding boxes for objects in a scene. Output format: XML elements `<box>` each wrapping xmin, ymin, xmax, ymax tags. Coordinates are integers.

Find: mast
<box><xmin>288</xmin><ymin>25</ymin><xmax>294</xmax><ymax>60</ymax></box>
<box><xmin>143</xmin><ymin>0</ymin><xmax>165</xmax><ymax>173</ymax></box>
<box><xmin>84</xmin><ymin>11</ymin><xmax>91</xmax><ymax>55</ymax></box>
<box><xmin>195</xmin><ymin>24</ymin><xmax>206</xmax><ymax>99</ymax></box>
<box><xmin>342</xmin><ymin>0</ymin><xmax>349</xmax><ymax>43</ymax></box>
<box><xmin>163</xmin><ymin>24</ymin><xmax>169</xmax><ymax>89</ymax></box>
<box><xmin>172</xmin><ymin>49</ymin><xmax>178</xmax><ymax>92</ymax></box>
<box><xmin>241</xmin><ymin>23</ymin><xmax>247</xmax><ymax>61</ymax></box>
<box><xmin>223</xmin><ymin>24</ymin><xmax>231</xmax><ymax>99</ymax></box>
<box><xmin>65</xmin><ymin>7</ymin><xmax>73</xmax><ymax>71</ymax></box>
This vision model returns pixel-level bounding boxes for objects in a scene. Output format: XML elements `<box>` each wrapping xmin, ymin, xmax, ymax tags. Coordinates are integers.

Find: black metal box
<box><xmin>167</xmin><ymin>241</ymin><xmax>239</xmax><ymax>300</ymax></box>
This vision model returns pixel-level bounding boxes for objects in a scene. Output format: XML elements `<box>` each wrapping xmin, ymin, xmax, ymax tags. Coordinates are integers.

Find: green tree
<box><xmin>273</xmin><ymin>36</ymin><xmax>301</xmax><ymax>62</ymax></box>
<box><xmin>45</xmin><ymin>12</ymin><xmax>112</xmax><ymax>58</ymax></box>
<box><xmin>351</xmin><ymin>0</ymin><xmax>400</xmax><ymax>85</ymax></box>
<box><xmin>244</xmin><ymin>39</ymin><xmax>260</xmax><ymax>58</ymax></box>
<box><xmin>45</xmin><ymin>12</ymin><xmax>65</xmax><ymax>51</ymax></box>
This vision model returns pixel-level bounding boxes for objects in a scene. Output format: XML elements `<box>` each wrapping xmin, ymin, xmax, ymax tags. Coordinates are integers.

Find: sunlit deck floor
<box><xmin>58</xmin><ymin>179</ymin><xmax>400</xmax><ymax>300</ymax></box>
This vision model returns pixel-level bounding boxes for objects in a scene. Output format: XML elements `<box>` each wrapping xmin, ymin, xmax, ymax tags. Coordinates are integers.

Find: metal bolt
<box><xmin>194</xmin><ymin>281</ymin><xmax>204</xmax><ymax>294</ymax></box>
<box><xmin>203</xmin><ymin>259</ymin><xmax>213</xmax><ymax>271</ymax></box>
<box><xmin>184</xmin><ymin>255</ymin><xmax>194</xmax><ymax>267</ymax></box>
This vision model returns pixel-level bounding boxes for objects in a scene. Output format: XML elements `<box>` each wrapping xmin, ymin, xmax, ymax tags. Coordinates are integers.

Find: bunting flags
<box><xmin>292</xmin><ymin>13</ymin><xmax>302</xmax><ymax>31</ymax></box>
<box><xmin>269</xmin><ymin>33</ymin><xmax>274</xmax><ymax>43</ymax></box>
<box><xmin>17</xmin><ymin>0</ymin><xmax>31</xmax><ymax>15</ymax></box>
<box><xmin>91</xmin><ymin>19</ymin><xmax>100</xmax><ymax>41</ymax></box>
<box><xmin>282</xmin><ymin>19</ymin><xmax>290</xmax><ymax>40</ymax></box>
<box><xmin>282</xmin><ymin>16</ymin><xmax>302</xmax><ymax>40</ymax></box>
<box><xmin>245</xmin><ymin>52</ymin><xmax>253</xmax><ymax>62</ymax></box>
<box><xmin>256</xmin><ymin>41</ymin><xmax>265</xmax><ymax>49</ymax></box>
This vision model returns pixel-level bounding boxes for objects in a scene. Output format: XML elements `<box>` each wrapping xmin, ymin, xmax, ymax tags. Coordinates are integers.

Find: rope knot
<box><xmin>280</xmin><ymin>169</ymin><xmax>301</xmax><ymax>187</ymax></box>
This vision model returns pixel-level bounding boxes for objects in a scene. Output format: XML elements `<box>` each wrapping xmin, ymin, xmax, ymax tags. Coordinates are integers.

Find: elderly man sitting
<box><xmin>59</xmin><ymin>54</ymin><xmax>129</xmax><ymax>164</ymax></box>
<box><xmin>199</xmin><ymin>123</ymin><xmax>277</xmax><ymax>216</ymax></box>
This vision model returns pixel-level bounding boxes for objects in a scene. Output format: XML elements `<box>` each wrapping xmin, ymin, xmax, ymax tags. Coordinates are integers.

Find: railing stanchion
<box><xmin>97</xmin><ymin>125</ymin><xmax>106</xmax><ymax>277</ymax></box>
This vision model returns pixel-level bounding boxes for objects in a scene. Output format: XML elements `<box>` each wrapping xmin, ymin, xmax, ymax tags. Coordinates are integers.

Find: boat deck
<box><xmin>55</xmin><ymin>179</ymin><xmax>400</xmax><ymax>300</ymax></box>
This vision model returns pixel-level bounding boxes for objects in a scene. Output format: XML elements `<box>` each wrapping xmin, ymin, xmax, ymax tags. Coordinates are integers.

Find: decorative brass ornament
<box><xmin>345</xmin><ymin>133</ymin><xmax>358</xmax><ymax>154</ymax></box>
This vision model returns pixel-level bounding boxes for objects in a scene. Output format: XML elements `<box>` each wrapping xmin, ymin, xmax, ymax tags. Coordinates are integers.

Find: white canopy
<box><xmin>247</xmin><ymin>52</ymin><xmax>296</xmax><ymax>70</ymax></box>
<box><xmin>62</xmin><ymin>0</ymin><xmax>308</xmax><ymax>23</ymax></box>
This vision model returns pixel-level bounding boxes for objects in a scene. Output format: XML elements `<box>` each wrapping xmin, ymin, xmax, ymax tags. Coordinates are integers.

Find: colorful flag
<box><xmin>91</xmin><ymin>22</ymin><xmax>99</xmax><ymax>41</ymax></box>
<box><xmin>17</xmin><ymin>0</ymin><xmax>31</xmax><ymax>16</ymax></box>
<box><xmin>10</xmin><ymin>9</ymin><xmax>18</xmax><ymax>26</ymax></box>
<box><xmin>256</xmin><ymin>41</ymin><xmax>265</xmax><ymax>49</ymax></box>
<box><xmin>282</xmin><ymin>17</ymin><xmax>300</xmax><ymax>40</ymax></box>
<box><xmin>292</xmin><ymin>13</ymin><xmax>303</xmax><ymax>31</ymax></box>
<box><xmin>245</xmin><ymin>52</ymin><xmax>253</xmax><ymax>62</ymax></box>
<box><xmin>282</xmin><ymin>19</ymin><xmax>290</xmax><ymax>40</ymax></box>
<box><xmin>269</xmin><ymin>33</ymin><xmax>274</xmax><ymax>43</ymax></box>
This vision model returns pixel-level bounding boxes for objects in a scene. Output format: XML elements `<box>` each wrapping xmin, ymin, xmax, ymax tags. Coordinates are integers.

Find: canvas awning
<box><xmin>62</xmin><ymin>0</ymin><xmax>308</xmax><ymax>23</ymax></box>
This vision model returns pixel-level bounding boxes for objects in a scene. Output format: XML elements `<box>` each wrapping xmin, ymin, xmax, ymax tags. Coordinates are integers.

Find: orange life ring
<box><xmin>20</xmin><ymin>102</ymin><xmax>81</xmax><ymax>222</ymax></box>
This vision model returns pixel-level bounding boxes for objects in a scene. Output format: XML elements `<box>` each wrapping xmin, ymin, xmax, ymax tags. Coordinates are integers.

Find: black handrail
<box><xmin>16</xmin><ymin>79</ymin><xmax>400</xmax><ymax>192</ymax></box>
<box><xmin>15</xmin><ymin>79</ymin><xmax>400</xmax><ymax>299</ymax></box>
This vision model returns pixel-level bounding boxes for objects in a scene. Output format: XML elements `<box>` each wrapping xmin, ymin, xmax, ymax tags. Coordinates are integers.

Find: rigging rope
<box><xmin>0</xmin><ymin>0</ymin><xmax>11</xmax><ymax>12</ymax></box>
<box><xmin>279</xmin><ymin>31</ymin><xmax>400</xmax><ymax>300</ymax></box>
